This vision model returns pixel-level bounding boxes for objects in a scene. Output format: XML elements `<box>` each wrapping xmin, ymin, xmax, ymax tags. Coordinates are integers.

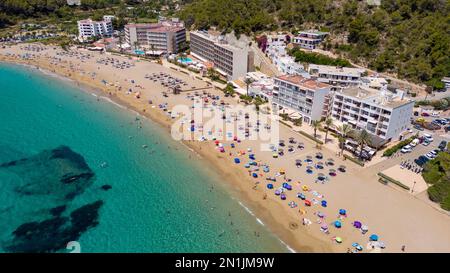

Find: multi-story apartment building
<box><xmin>293</xmin><ymin>30</ymin><xmax>328</xmax><ymax>50</ymax></box>
<box><xmin>273</xmin><ymin>75</ymin><xmax>331</xmax><ymax>124</ymax></box>
<box><xmin>308</xmin><ymin>64</ymin><xmax>366</xmax><ymax>90</ymax></box>
<box><xmin>273</xmin><ymin>56</ymin><xmax>308</xmax><ymax>76</ymax></box>
<box><xmin>331</xmin><ymin>86</ymin><xmax>414</xmax><ymax>145</ymax></box>
<box><xmin>77</xmin><ymin>16</ymin><xmax>114</xmax><ymax>40</ymax></box>
<box><xmin>189</xmin><ymin>30</ymin><xmax>250</xmax><ymax>80</ymax></box>
<box><xmin>125</xmin><ymin>18</ymin><xmax>186</xmax><ymax>53</ymax></box>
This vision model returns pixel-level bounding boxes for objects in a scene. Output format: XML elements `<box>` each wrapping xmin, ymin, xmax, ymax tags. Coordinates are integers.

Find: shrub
<box><xmin>382</xmin><ymin>137</ymin><xmax>414</xmax><ymax>157</ymax></box>
<box><xmin>344</xmin><ymin>154</ymin><xmax>365</xmax><ymax>167</ymax></box>
<box><xmin>298</xmin><ymin>130</ymin><xmax>323</xmax><ymax>144</ymax></box>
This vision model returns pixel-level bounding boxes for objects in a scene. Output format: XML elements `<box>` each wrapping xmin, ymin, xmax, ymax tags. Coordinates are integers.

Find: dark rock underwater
<box><xmin>0</xmin><ymin>146</ymin><xmax>105</xmax><ymax>253</ymax></box>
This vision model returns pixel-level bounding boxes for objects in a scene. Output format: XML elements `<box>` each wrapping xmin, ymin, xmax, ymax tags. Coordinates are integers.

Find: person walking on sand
<box><xmin>401</xmin><ymin>245</ymin><xmax>406</xmax><ymax>252</ymax></box>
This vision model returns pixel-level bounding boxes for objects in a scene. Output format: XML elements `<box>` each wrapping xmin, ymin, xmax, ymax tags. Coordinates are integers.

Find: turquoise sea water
<box><xmin>0</xmin><ymin>63</ymin><xmax>288</xmax><ymax>253</ymax></box>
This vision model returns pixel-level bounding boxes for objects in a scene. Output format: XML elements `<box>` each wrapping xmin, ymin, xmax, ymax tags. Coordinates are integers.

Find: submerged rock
<box><xmin>0</xmin><ymin>146</ymin><xmax>104</xmax><ymax>253</ymax></box>
<box><xmin>4</xmin><ymin>200</ymin><xmax>103</xmax><ymax>253</ymax></box>
<box><xmin>101</xmin><ymin>184</ymin><xmax>112</xmax><ymax>191</ymax></box>
<box><xmin>0</xmin><ymin>145</ymin><xmax>95</xmax><ymax>201</ymax></box>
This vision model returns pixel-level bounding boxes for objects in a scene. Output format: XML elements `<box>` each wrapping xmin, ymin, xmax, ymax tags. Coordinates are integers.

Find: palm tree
<box><xmin>356</xmin><ymin>129</ymin><xmax>371</xmax><ymax>160</ymax></box>
<box><xmin>311</xmin><ymin>120</ymin><xmax>322</xmax><ymax>138</ymax></box>
<box><xmin>244</xmin><ymin>77</ymin><xmax>253</xmax><ymax>96</ymax></box>
<box><xmin>324</xmin><ymin>117</ymin><xmax>334</xmax><ymax>143</ymax></box>
<box><xmin>337</xmin><ymin>124</ymin><xmax>352</xmax><ymax>155</ymax></box>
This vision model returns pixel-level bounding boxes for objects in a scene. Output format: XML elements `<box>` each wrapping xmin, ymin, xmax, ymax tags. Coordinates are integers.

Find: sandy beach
<box><xmin>1</xmin><ymin>43</ymin><xmax>450</xmax><ymax>253</ymax></box>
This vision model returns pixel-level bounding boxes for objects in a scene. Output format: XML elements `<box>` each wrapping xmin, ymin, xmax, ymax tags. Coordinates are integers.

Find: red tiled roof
<box><xmin>276</xmin><ymin>75</ymin><xmax>330</xmax><ymax>90</ymax></box>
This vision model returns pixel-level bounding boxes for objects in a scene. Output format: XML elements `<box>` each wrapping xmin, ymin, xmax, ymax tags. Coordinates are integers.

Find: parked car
<box><xmin>410</xmin><ymin>139</ymin><xmax>419</xmax><ymax>147</ymax></box>
<box><xmin>414</xmin><ymin>124</ymin><xmax>424</xmax><ymax>131</ymax></box>
<box><xmin>424</xmin><ymin>133</ymin><xmax>434</xmax><ymax>142</ymax></box>
<box><xmin>401</xmin><ymin>145</ymin><xmax>413</xmax><ymax>153</ymax></box>
<box><xmin>421</xmin><ymin>112</ymin><xmax>430</xmax><ymax>117</ymax></box>
<box><xmin>425</xmin><ymin>152</ymin><xmax>435</xmax><ymax>159</ymax></box>
<box><xmin>415</xmin><ymin>155</ymin><xmax>429</xmax><ymax>166</ymax></box>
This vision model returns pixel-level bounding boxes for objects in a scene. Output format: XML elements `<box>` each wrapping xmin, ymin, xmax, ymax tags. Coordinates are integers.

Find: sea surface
<box><xmin>0</xmin><ymin>63</ymin><xmax>288</xmax><ymax>253</ymax></box>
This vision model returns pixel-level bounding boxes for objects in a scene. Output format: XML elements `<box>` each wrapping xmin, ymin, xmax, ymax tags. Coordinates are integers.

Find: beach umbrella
<box><xmin>339</xmin><ymin>209</ymin><xmax>347</xmax><ymax>216</ymax></box>
<box><xmin>252</xmin><ymin>173</ymin><xmax>258</xmax><ymax>178</ymax></box>
<box><xmin>302</xmin><ymin>185</ymin><xmax>309</xmax><ymax>191</ymax></box>
<box><xmin>327</xmin><ymin>158</ymin><xmax>335</xmax><ymax>166</ymax></box>
<box><xmin>353</xmin><ymin>221</ymin><xmax>362</xmax><ymax>229</ymax></box>
<box><xmin>234</xmin><ymin>158</ymin><xmax>240</xmax><ymax>164</ymax></box>
<box><xmin>317</xmin><ymin>212</ymin><xmax>325</xmax><ymax>218</ymax></box>
<box><xmin>249</xmin><ymin>154</ymin><xmax>255</xmax><ymax>160</ymax></box>
<box><xmin>329</xmin><ymin>169</ymin><xmax>336</xmax><ymax>176</ymax></box>
<box><xmin>263</xmin><ymin>166</ymin><xmax>270</xmax><ymax>173</ymax></box>
<box><xmin>297</xmin><ymin>193</ymin><xmax>306</xmax><ymax>200</ymax></box>
<box><xmin>304</xmin><ymin>200</ymin><xmax>311</xmax><ymax>206</ymax></box>
<box><xmin>267</xmin><ymin>183</ymin><xmax>273</xmax><ymax>189</ymax></box>
<box><xmin>338</xmin><ymin>165</ymin><xmax>346</xmax><ymax>172</ymax></box>
<box><xmin>275</xmin><ymin>189</ymin><xmax>281</xmax><ymax>195</ymax></box>
<box><xmin>214</xmin><ymin>140</ymin><xmax>220</xmax><ymax>145</ymax></box>
<box><xmin>335</xmin><ymin>237</ymin><xmax>343</xmax><ymax>243</ymax></box>
<box><xmin>295</xmin><ymin>159</ymin><xmax>302</xmax><ymax>166</ymax></box>
<box><xmin>272</xmin><ymin>153</ymin><xmax>278</xmax><ymax>158</ymax></box>
<box><xmin>361</xmin><ymin>225</ymin><xmax>368</xmax><ymax>231</ymax></box>
<box><xmin>279</xmin><ymin>168</ymin><xmax>286</xmax><ymax>174</ymax></box>
<box><xmin>321</xmin><ymin>200</ymin><xmax>328</xmax><ymax>207</ymax></box>
<box><xmin>334</xmin><ymin>220</ymin><xmax>342</xmax><ymax>228</ymax></box>
<box><xmin>244</xmin><ymin>163</ymin><xmax>250</xmax><ymax>168</ymax></box>
<box><xmin>316</xmin><ymin>152</ymin><xmax>323</xmax><ymax>159</ymax></box>
<box><xmin>369</xmin><ymin>234</ymin><xmax>379</xmax><ymax>241</ymax></box>
<box><xmin>230</xmin><ymin>143</ymin><xmax>235</xmax><ymax>148</ymax></box>
<box><xmin>280</xmin><ymin>194</ymin><xmax>286</xmax><ymax>200</ymax></box>
<box><xmin>321</xmin><ymin>223</ymin><xmax>328</xmax><ymax>230</ymax></box>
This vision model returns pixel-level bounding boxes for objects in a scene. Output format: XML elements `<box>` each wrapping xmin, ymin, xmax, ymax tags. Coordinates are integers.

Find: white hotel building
<box><xmin>273</xmin><ymin>75</ymin><xmax>331</xmax><ymax>124</ymax></box>
<box><xmin>293</xmin><ymin>30</ymin><xmax>328</xmax><ymax>50</ymax></box>
<box><xmin>125</xmin><ymin>20</ymin><xmax>186</xmax><ymax>53</ymax></box>
<box><xmin>308</xmin><ymin>64</ymin><xmax>366</xmax><ymax>90</ymax></box>
<box><xmin>331</xmin><ymin>86</ymin><xmax>414</xmax><ymax>144</ymax></box>
<box><xmin>189</xmin><ymin>30</ymin><xmax>250</xmax><ymax>80</ymax></box>
<box><xmin>77</xmin><ymin>16</ymin><xmax>114</xmax><ymax>41</ymax></box>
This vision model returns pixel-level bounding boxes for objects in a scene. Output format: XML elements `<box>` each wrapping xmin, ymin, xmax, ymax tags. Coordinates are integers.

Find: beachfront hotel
<box><xmin>273</xmin><ymin>75</ymin><xmax>332</xmax><ymax>124</ymax></box>
<box><xmin>308</xmin><ymin>64</ymin><xmax>366</xmax><ymax>90</ymax></box>
<box><xmin>189</xmin><ymin>30</ymin><xmax>251</xmax><ymax>80</ymax></box>
<box><xmin>331</xmin><ymin>86</ymin><xmax>414</xmax><ymax>145</ymax></box>
<box><xmin>292</xmin><ymin>30</ymin><xmax>328</xmax><ymax>50</ymax></box>
<box><xmin>77</xmin><ymin>16</ymin><xmax>114</xmax><ymax>41</ymax></box>
<box><xmin>124</xmin><ymin>18</ymin><xmax>186</xmax><ymax>53</ymax></box>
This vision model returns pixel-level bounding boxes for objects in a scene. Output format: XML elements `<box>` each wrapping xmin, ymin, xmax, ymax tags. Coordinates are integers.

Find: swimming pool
<box><xmin>134</xmin><ymin>50</ymin><xmax>145</xmax><ymax>55</ymax></box>
<box><xmin>179</xmin><ymin>57</ymin><xmax>193</xmax><ymax>64</ymax></box>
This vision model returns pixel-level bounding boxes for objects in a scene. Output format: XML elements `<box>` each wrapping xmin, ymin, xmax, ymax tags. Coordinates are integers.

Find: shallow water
<box><xmin>0</xmin><ymin>63</ymin><xmax>288</xmax><ymax>253</ymax></box>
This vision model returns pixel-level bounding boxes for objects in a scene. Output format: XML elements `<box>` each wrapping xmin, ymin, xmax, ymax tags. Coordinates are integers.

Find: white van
<box><xmin>410</xmin><ymin>138</ymin><xmax>420</xmax><ymax>147</ymax></box>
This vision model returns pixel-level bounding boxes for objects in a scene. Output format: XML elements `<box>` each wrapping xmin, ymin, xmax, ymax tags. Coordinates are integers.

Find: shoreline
<box><xmin>2</xmin><ymin>44</ymin><xmax>449</xmax><ymax>253</ymax></box>
<box><xmin>0</xmin><ymin>59</ymin><xmax>328</xmax><ymax>252</ymax></box>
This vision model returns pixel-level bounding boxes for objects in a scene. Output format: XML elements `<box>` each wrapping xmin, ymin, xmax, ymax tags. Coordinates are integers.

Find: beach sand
<box><xmin>1</xmin><ymin>43</ymin><xmax>450</xmax><ymax>253</ymax></box>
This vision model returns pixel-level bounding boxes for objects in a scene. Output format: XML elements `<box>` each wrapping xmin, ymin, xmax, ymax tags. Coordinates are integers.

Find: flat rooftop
<box><xmin>190</xmin><ymin>30</ymin><xmax>246</xmax><ymax>50</ymax></box>
<box><xmin>276</xmin><ymin>75</ymin><xmax>330</xmax><ymax>91</ymax></box>
<box><xmin>125</xmin><ymin>23</ymin><xmax>184</xmax><ymax>33</ymax></box>
<box><xmin>340</xmin><ymin>86</ymin><xmax>413</xmax><ymax>108</ymax></box>
<box><xmin>309</xmin><ymin>64</ymin><xmax>365</xmax><ymax>77</ymax></box>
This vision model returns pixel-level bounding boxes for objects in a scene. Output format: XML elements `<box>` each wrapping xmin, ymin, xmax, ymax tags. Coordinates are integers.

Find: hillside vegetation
<box><xmin>423</xmin><ymin>152</ymin><xmax>450</xmax><ymax>211</ymax></box>
<box><xmin>179</xmin><ymin>0</ymin><xmax>450</xmax><ymax>89</ymax></box>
